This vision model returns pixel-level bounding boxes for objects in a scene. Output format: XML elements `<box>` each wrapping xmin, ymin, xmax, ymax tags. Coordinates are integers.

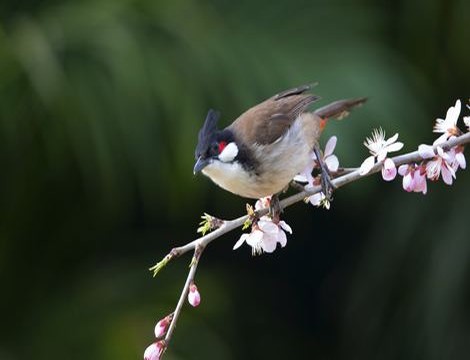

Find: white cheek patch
<box><xmin>218</xmin><ymin>142</ymin><xmax>239</xmax><ymax>163</ymax></box>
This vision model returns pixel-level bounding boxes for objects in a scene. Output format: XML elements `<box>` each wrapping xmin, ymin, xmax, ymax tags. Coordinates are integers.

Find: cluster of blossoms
<box><xmin>359</xmin><ymin>99</ymin><xmax>467</xmax><ymax>193</ymax></box>
<box><xmin>233</xmin><ymin>196</ymin><xmax>292</xmax><ymax>255</ymax></box>
<box><xmin>233</xmin><ymin>137</ymin><xmax>339</xmax><ymax>254</ymax></box>
<box><xmin>359</xmin><ymin>128</ymin><xmax>403</xmax><ymax>180</ymax></box>
<box><xmin>233</xmin><ymin>99</ymin><xmax>468</xmax><ymax>255</ymax></box>
<box><xmin>144</xmin><ymin>283</ymin><xmax>201</xmax><ymax>359</ymax></box>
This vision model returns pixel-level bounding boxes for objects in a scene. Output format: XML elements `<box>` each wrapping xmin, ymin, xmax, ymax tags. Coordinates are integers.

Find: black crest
<box><xmin>195</xmin><ymin>109</ymin><xmax>220</xmax><ymax>159</ymax></box>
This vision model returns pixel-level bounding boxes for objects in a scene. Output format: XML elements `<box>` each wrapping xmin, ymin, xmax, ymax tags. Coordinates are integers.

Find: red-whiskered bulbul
<box><xmin>193</xmin><ymin>84</ymin><xmax>366</xmax><ymax>212</ymax></box>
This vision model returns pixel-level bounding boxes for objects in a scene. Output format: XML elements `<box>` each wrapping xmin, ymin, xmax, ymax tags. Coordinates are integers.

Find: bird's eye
<box><xmin>209</xmin><ymin>142</ymin><xmax>219</xmax><ymax>156</ymax></box>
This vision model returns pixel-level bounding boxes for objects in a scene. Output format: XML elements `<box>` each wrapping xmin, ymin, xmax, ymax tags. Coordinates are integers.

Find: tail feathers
<box><xmin>314</xmin><ymin>97</ymin><xmax>367</xmax><ymax>120</ymax></box>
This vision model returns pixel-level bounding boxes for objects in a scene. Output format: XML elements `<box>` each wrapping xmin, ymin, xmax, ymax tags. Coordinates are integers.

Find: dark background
<box><xmin>1</xmin><ymin>0</ymin><xmax>469</xmax><ymax>359</ymax></box>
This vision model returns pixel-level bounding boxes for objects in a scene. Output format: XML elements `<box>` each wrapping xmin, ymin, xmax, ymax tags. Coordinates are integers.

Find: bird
<box><xmin>193</xmin><ymin>84</ymin><xmax>366</xmax><ymax>216</ymax></box>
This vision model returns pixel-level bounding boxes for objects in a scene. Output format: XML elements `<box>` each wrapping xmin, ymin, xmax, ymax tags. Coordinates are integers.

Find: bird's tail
<box><xmin>314</xmin><ymin>97</ymin><xmax>367</xmax><ymax>120</ymax></box>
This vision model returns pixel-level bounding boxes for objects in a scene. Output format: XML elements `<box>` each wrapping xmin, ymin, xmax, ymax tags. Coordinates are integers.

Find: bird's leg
<box><xmin>269</xmin><ymin>194</ymin><xmax>282</xmax><ymax>223</ymax></box>
<box><xmin>314</xmin><ymin>146</ymin><xmax>335</xmax><ymax>201</ymax></box>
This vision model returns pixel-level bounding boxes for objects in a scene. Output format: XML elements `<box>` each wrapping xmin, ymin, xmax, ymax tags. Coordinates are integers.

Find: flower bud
<box><xmin>188</xmin><ymin>282</ymin><xmax>201</xmax><ymax>307</ymax></box>
<box><xmin>154</xmin><ymin>315</ymin><xmax>172</xmax><ymax>338</ymax></box>
<box><xmin>144</xmin><ymin>341</ymin><xmax>164</xmax><ymax>360</ymax></box>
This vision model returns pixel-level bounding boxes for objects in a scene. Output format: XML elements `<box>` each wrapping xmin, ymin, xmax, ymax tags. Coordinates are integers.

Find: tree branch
<box><xmin>162</xmin><ymin>244</ymin><xmax>204</xmax><ymax>352</ymax></box>
<box><xmin>150</xmin><ymin>131</ymin><xmax>470</xmax><ymax>359</ymax></box>
<box><xmin>153</xmin><ymin>131</ymin><xmax>470</xmax><ymax>264</ymax></box>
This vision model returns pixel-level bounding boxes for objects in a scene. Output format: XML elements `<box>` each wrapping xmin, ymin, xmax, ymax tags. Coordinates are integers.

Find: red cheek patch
<box><xmin>218</xmin><ymin>141</ymin><xmax>227</xmax><ymax>153</ymax></box>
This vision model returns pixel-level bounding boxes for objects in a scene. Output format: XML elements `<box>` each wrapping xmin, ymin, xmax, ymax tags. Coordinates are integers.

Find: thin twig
<box><xmin>163</xmin><ymin>244</ymin><xmax>204</xmax><ymax>352</ymax></box>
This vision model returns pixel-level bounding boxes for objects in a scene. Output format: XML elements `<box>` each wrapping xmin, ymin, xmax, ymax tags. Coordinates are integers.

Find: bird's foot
<box><xmin>268</xmin><ymin>194</ymin><xmax>283</xmax><ymax>223</ymax></box>
<box><xmin>314</xmin><ymin>146</ymin><xmax>336</xmax><ymax>201</ymax></box>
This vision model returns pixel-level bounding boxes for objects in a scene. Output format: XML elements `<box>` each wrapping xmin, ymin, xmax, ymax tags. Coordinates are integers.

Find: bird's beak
<box><xmin>193</xmin><ymin>157</ymin><xmax>210</xmax><ymax>174</ymax></box>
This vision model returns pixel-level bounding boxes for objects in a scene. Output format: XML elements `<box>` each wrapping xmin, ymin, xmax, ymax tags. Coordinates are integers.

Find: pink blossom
<box><xmin>398</xmin><ymin>164</ymin><xmax>427</xmax><ymax>194</ymax></box>
<box><xmin>381</xmin><ymin>158</ymin><xmax>397</xmax><ymax>181</ymax></box>
<box><xmin>448</xmin><ymin>146</ymin><xmax>466</xmax><ymax>171</ymax></box>
<box><xmin>144</xmin><ymin>341</ymin><xmax>164</xmax><ymax>360</ymax></box>
<box><xmin>425</xmin><ymin>147</ymin><xmax>456</xmax><ymax>185</ymax></box>
<box><xmin>418</xmin><ymin>143</ymin><xmax>466</xmax><ymax>173</ymax></box>
<box><xmin>433</xmin><ymin>100</ymin><xmax>461</xmax><ymax>145</ymax></box>
<box><xmin>360</xmin><ymin>128</ymin><xmax>403</xmax><ymax>175</ymax></box>
<box><xmin>188</xmin><ymin>282</ymin><xmax>201</xmax><ymax>307</ymax></box>
<box><xmin>233</xmin><ymin>216</ymin><xmax>292</xmax><ymax>255</ymax></box>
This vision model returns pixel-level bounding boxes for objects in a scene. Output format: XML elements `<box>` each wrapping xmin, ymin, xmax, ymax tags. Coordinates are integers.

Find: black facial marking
<box><xmin>195</xmin><ymin>110</ymin><xmax>258</xmax><ymax>172</ymax></box>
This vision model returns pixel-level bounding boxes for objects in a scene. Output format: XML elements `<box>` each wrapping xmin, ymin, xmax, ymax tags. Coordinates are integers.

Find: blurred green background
<box><xmin>1</xmin><ymin>0</ymin><xmax>469</xmax><ymax>359</ymax></box>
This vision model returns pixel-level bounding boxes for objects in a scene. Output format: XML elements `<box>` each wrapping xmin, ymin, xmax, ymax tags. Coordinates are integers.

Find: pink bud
<box><xmin>144</xmin><ymin>341</ymin><xmax>164</xmax><ymax>360</ymax></box>
<box><xmin>188</xmin><ymin>283</ymin><xmax>201</xmax><ymax>307</ymax></box>
<box><xmin>154</xmin><ymin>315</ymin><xmax>171</xmax><ymax>338</ymax></box>
<box><xmin>381</xmin><ymin>158</ymin><xmax>397</xmax><ymax>181</ymax></box>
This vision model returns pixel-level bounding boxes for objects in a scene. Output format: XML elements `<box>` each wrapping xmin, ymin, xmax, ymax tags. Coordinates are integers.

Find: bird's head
<box><xmin>193</xmin><ymin>109</ymin><xmax>240</xmax><ymax>174</ymax></box>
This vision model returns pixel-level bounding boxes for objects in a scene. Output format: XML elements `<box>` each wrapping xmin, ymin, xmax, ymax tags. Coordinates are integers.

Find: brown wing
<box><xmin>229</xmin><ymin>84</ymin><xmax>320</xmax><ymax>145</ymax></box>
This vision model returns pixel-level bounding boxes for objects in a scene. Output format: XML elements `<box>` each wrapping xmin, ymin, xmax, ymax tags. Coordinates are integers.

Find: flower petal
<box><xmin>455</xmin><ymin>152</ymin><xmax>466</xmax><ymax>169</ymax></box>
<box><xmin>414</xmin><ymin>172</ymin><xmax>427</xmax><ymax>194</ymax></box>
<box><xmin>385</xmin><ymin>133</ymin><xmax>399</xmax><ymax>146</ymax></box>
<box><xmin>233</xmin><ymin>234</ymin><xmax>248</xmax><ymax>250</ymax></box>
<box><xmin>464</xmin><ymin>116</ymin><xmax>470</xmax><ymax>130</ymax></box>
<box><xmin>402</xmin><ymin>173</ymin><xmax>413</xmax><ymax>192</ymax></box>
<box><xmin>436</xmin><ymin>146</ymin><xmax>445</xmax><ymax>157</ymax></box>
<box><xmin>385</xmin><ymin>141</ymin><xmax>404</xmax><ymax>153</ymax></box>
<box><xmin>279</xmin><ymin>221</ymin><xmax>292</xmax><ymax>234</ymax></box>
<box><xmin>325</xmin><ymin>155</ymin><xmax>339</xmax><ymax>172</ymax></box>
<box><xmin>277</xmin><ymin>230</ymin><xmax>287</xmax><ymax>248</ymax></box>
<box><xmin>258</xmin><ymin>220</ymin><xmax>279</xmax><ymax>234</ymax></box>
<box><xmin>446</xmin><ymin>99</ymin><xmax>461</xmax><ymax>125</ymax></box>
<box><xmin>398</xmin><ymin>164</ymin><xmax>409</xmax><ymax>176</ymax></box>
<box><xmin>308</xmin><ymin>192</ymin><xmax>324</xmax><ymax>206</ymax></box>
<box><xmin>377</xmin><ymin>149</ymin><xmax>388</xmax><ymax>162</ymax></box>
<box><xmin>261</xmin><ymin>234</ymin><xmax>278</xmax><ymax>253</ymax></box>
<box><xmin>426</xmin><ymin>159</ymin><xmax>440</xmax><ymax>180</ymax></box>
<box><xmin>359</xmin><ymin>156</ymin><xmax>375</xmax><ymax>175</ymax></box>
<box><xmin>245</xmin><ymin>229</ymin><xmax>264</xmax><ymax>247</ymax></box>
<box><xmin>324</xmin><ymin>136</ymin><xmax>337</xmax><ymax>157</ymax></box>
<box><xmin>433</xmin><ymin>133</ymin><xmax>448</xmax><ymax>145</ymax></box>
<box><xmin>441</xmin><ymin>164</ymin><xmax>454</xmax><ymax>185</ymax></box>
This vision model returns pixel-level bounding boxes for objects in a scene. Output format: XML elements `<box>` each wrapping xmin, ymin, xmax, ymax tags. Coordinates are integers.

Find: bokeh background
<box><xmin>1</xmin><ymin>0</ymin><xmax>469</xmax><ymax>359</ymax></box>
